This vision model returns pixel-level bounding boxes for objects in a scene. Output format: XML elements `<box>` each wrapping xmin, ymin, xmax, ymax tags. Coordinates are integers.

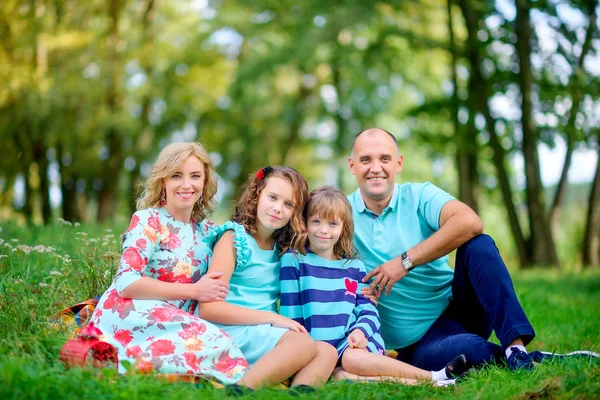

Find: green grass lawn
<box><xmin>1</xmin><ymin>220</ymin><xmax>599</xmax><ymax>399</ymax></box>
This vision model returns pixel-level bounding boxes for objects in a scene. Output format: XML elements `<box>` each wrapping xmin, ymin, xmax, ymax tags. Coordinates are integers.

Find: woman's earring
<box><xmin>198</xmin><ymin>196</ymin><xmax>204</xmax><ymax>206</ymax></box>
<box><xmin>160</xmin><ymin>188</ymin><xmax>166</xmax><ymax>206</ymax></box>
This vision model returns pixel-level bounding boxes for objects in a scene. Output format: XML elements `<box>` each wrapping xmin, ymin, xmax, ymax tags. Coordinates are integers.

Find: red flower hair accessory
<box><xmin>255</xmin><ymin>166</ymin><xmax>273</xmax><ymax>180</ymax></box>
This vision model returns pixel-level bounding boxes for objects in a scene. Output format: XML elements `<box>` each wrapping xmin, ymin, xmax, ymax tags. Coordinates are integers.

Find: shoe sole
<box><xmin>538</xmin><ymin>350</ymin><xmax>600</xmax><ymax>358</ymax></box>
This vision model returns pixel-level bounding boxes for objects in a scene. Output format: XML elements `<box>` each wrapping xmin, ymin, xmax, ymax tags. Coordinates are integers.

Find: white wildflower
<box><xmin>57</xmin><ymin>218</ymin><xmax>73</xmax><ymax>226</ymax></box>
<box><xmin>74</xmin><ymin>222</ymin><xmax>81</xmax><ymax>227</ymax></box>
<box><xmin>49</xmin><ymin>270</ymin><xmax>62</xmax><ymax>276</ymax></box>
<box><xmin>16</xmin><ymin>245</ymin><xmax>32</xmax><ymax>254</ymax></box>
<box><xmin>11</xmin><ymin>239</ymin><xmax>19</xmax><ymax>242</ymax></box>
<box><xmin>0</xmin><ymin>254</ymin><xmax>8</xmax><ymax>259</ymax></box>
<box><xmin>39</xmin><ymin>282</ymin><xmax>49</xmax><ymax>288</ymax></box>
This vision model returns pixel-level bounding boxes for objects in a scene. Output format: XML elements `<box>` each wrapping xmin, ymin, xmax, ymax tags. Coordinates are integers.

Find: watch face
<box><xmin>402</xmin><ymin>258</ymin><xmax>411</xmax><ymax>270</ymax></box>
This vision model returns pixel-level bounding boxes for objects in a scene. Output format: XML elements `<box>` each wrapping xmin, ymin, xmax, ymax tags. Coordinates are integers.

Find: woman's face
<box><xmin>162</xmin><ymin>156</ymin><xmax>205</xmax><ymax>218</ymax></box>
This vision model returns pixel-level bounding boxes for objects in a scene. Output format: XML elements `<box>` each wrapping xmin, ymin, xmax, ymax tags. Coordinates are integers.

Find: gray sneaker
<box><xmin>530</xmin><ymin>350</ymin><xmax>600</xmax><ymax>363</ymax></box>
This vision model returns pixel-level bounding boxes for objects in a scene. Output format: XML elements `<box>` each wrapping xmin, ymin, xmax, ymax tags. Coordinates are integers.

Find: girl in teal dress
<box><xmin>198</xmin><ymin>166</ymin><xmax>338</xmax><ymax>392</ymax></box>
<box><xmin>90</xmin><ymin>142</ymin><xmax>248</xmax><ymax>383</ymax></box>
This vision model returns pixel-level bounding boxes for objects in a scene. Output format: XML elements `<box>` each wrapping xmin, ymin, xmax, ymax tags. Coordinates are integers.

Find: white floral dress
<box><xmin>90</xmin><ymin>208</ymin><xmax>248</xmax><ymax>383</ymax></box>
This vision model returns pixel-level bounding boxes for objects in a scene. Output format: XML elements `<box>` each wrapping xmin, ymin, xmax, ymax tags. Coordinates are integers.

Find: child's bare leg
<box><xmin>332</xmin><ymin>367</ymin><xmax>420</xmax><ymax>385</ymax></box>
<box><xmin>341</xmin><ymin>348</ymin><xmax>432</xmax><ymax>380</ymax></box>
<box><xmin>238</xmin><ymin>331</ymin><xmax>316</xmax><ymax>389</ymax></box>
<box><xmin>291</xmin><ymin>341</ymin><xmax>338</xmax><ymax>387</ymax></box>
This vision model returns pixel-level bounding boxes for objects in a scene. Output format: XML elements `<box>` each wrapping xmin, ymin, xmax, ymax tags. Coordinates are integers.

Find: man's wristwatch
<box><xmin>401</xmin><ymin>252</ymin><xmax>416</xmax><ymax>272</ymax></box>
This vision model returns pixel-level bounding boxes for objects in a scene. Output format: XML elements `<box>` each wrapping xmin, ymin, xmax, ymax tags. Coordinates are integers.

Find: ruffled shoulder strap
<box><xmin>203</xmin><ymin>221</ymin><xmax>251</xmax><ymax>268</ymax></box>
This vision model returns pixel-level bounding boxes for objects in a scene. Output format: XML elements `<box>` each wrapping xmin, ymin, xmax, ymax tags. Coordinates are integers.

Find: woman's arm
<box><xmin>120</xmin><ymin>273</ymin><xmax>226</xmax><ymax>302</ymax></box>
<box><xmin>117</xmin><ymin>211</ymin><xmax>227</xmax><ymax>303</ymax></box>
<box><xmin>198</xmin><ymin>231</ymin><xmax>305</xmax><ymax>331</ymax></box>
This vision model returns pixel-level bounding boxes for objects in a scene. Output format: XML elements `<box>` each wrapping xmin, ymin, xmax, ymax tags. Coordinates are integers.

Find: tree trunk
<box><xmin>279</xmin><ymin>83</ymin><xmax>309</xmax><ymax>166</ymax></box>
<box><xmin>32</xmin><ymin>139</ymin><xmax>51</xmax><ymax>224</ymax></box>
<box><xmin>458</xmin><ymin>0</ymin><xmax>528</xmax><ymax>266</ymax></box>
<box><xmin>516</xmin><ymin>0</ymin><xmax>559</xmax><ymax>267</ymax></box>
<box><xmin>550</xmin><ymin>1</ymin><xmax>597</xmax><ymax>230</ymax></box>
<box><xmin>448</xmin><ymin>0</ymin><xmax>479</xmax><ymax>213</ymax></box>
<box><xmin>24</xmin><ymin>167</ymin><xmax>34</xmax><ymax>225</ymax></box>
<box><xmin>97</xmin><ymin>0</ymin><xmax>125</xmax><ymax>222</ymax></box>
<box><xmin>583</xmin><ymin>138</ymin><xmax>600</xmax><ymax>267</ymax></box>
<box><xmin>332</xmin><ymin>55</ymin><xmax>348</xmax><ymax>191</ymax></box>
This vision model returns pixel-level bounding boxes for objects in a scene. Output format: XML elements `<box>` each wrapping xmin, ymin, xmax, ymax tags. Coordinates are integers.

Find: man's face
<box><xmin>348</xmin><ymin>131</ymin><xmax>403</xmax><ymax>203</ymax></box>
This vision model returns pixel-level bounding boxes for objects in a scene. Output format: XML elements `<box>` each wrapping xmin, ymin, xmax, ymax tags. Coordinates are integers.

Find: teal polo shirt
<box><xmin>347</xmin><ymin>183</ymin><xmax>455</xmax><ymax>349</ymax></box>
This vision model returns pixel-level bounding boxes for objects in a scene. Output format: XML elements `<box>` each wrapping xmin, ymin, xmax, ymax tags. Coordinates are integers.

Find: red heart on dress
<box><xmin>345</xmin><ymin>278</ymin><xmax>358</xmax><ymax>294</ymax></box>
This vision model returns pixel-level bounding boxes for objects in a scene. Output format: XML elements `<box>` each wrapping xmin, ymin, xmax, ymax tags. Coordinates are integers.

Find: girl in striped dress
<box><xmin>280</xmin><ymin>186</ymin><xmax>467</xmax><ymax>384</ymax></box>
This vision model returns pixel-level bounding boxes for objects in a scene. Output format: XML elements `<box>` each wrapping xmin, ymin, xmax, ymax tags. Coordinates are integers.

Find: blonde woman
<box><xmin>90</xmin><ymin>142</ymin><xmax>248</xmax><ymax>383</ymax></box>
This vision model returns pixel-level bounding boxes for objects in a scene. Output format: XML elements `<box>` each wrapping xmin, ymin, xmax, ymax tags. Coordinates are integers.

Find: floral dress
<box><xmin>89</xmin><ymin>208</ymin><xmax>248</xmax><ymax>383</ymax></box>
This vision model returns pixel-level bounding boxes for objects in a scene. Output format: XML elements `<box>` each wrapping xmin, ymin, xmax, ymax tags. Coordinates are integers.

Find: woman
<box><xmin>89</xmin><ymin>142</ymin><xmax>248</xmax><ymax>384</ymax></box>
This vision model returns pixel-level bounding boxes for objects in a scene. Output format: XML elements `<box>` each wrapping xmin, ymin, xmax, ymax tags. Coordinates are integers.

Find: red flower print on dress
<box><xmin>127</xmin><ymin>214</ymin><xmax>140</xmax><ymax>233</ymax></box>
<box><xmin>116</xmin><ymin>296</ymin><xmax>135</xmax><ymax>319</ymax></box>
<box><xmin>157</xmin><ymin>271</ymin><xmax>174</xmax><ymax>282</ymax></box>
<box><xmin>178</xmin><ymin>322</ymin><xmax>207</xmax><ymax>340</ymax></box>
<box><xmin>150</xmin><ymin>307</ymin><xmax>188</xmax><ymax>323</ymax></box>
<box><xmin>215</xmin><ymin>350</ymin><xmax>249</xmax><ymax>373</ymax></box>
<box><xmin>136</xmin><ymin>359</ymin><xmax>154</xmax><ymax>373</ymax></box>
<box><xmin>149</xmin><ymin>339</ymin><xmax>176</xmax><ymax>357</ymax></box>
<box><xmin>102</xmin><ymin>289</ymin><xmax>119</xmax><ymax>310</ymax></box>
<box><xmin>122</xmin><ymin>247</ymin><xmax>146</xmax><ymax>272</ymax></box>
<box><xmin>114</xmin><ymin>329</ymin><xmax>134</xmax><ymax>346</ymax></box>
<box><xmin>126</xmin><ymin>345</ymin><xmax>144</xmax><ymax>358</ymax></box>
<box><xmin>167</xmin><ymin>232</ymin><xmax>182</xmax><ymax>250</ymax></box>
<box><xmin>103</xmin><ymin>290</ymin><xmax>135</xmax><ymax>319</ymax></box>
<box><xmin>136</xmin><ymin>238</ymin><xmax>147</xmax><ymax>250</ymax></box>
<box><xmin>183</xmin><ymin>352</ymin><xmax>207</xmax><ymax>371</ymax></box>
<box><xmin>147</xmin><ymin>214</ymin><xmax>161</xmax><ymax>230</ymax></box>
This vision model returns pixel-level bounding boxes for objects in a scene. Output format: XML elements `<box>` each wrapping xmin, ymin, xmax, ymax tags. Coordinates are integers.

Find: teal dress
<box><xmin>202</xmin><ymin>222</ymin><xmax>288</xmax><ymax>365</ymax></box>
<box><xmin>90</xmin><ymin>208</ymin><xmax>248</xmax><ymax>383</ymax></box>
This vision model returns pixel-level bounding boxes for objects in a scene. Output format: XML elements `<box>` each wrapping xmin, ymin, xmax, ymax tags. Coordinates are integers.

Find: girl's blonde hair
<box><xmin>232</xmin><ymin>166</ymin><xmax>308</xmax><ymax>255</ymax></box>
<box><xmin>304</xmin><ymin>185</ymin><xmax>356</xmax><ymax>260</ymax></box>
<box><xmin>136</xmin><ymin>142</ymin><xmax>218</xmax><ymax>222</ymax></box>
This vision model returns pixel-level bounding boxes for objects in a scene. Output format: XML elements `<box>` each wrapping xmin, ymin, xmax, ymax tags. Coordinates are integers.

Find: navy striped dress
<box><xmin>280</xmin><ymin>251</ymin><xmax>385</xmax><ymax>358</ymax></box>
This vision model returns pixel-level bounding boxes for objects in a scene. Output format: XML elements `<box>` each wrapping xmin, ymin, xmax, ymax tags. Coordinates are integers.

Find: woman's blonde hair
<box><xmin>136</xmin><ymin>142</ymin><xmax>218</xmax><ymax>222</ymax></box>
<box><xmin>304</xmin><ymin>185</ymin><xmax>356</xmax><ymax>260</ymax></box>
<box><xmin>232</xmin><ymin>166</ymin><xmax>308</xmax><ymax>255</ymax></box>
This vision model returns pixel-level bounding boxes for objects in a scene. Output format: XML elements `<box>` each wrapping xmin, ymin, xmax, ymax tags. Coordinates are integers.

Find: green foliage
<box><xmin>1</xmin><ymin>222</ymin><xmax>600</xmax><ymax>399</ymax></box>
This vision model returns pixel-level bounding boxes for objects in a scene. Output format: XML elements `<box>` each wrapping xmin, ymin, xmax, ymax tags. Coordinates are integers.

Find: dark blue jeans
<box><xmin>395</xmin><ymin>234</ymin><xmax>535</xmax><ymax>370</ymax></box>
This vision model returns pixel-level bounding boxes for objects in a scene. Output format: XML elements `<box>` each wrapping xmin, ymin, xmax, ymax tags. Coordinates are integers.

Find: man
<box><xmin>346</xmin><ymin>127</ymin><xmax>538</xmax><ymax>371</ymax></box>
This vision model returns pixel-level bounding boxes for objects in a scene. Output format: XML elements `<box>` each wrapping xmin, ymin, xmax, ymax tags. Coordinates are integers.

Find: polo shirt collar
<box><xmin>355</xmin><ymin>184</ymin><xmax>399</xmax><ymax>214</ymax></box>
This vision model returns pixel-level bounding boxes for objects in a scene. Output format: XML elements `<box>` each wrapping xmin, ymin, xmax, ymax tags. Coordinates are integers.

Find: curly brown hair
<box><xmin>232</xmin><ymin>166</ymin><xmax>308</xmax><ymax>255</ymax></box>
<box><xmin>136</xmin><ymin>142</ymin><xmax>218</xmax><ymax>222</ymax></box>
<box><xmin>304</xmin><ymin>185</ymin><xmax>357</xmax><ymax>260</ymax></box>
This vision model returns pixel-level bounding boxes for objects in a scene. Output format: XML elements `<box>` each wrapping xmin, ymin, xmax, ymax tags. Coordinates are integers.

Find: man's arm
<box><xmin>406</xmin><ymin>199</ymin><xmax>483</xmax><ymax>266</ymax></box>
<box><xmin>363</xmin><ymin>200</ymin><xmax>483</xmax><ymax>297</ymax></box>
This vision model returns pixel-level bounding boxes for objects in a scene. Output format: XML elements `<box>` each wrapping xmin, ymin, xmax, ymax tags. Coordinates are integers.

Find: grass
<box><xmin>1</xmin><ymin>219</ymin><xmax>599</xmax><ymax>399</ymax></box>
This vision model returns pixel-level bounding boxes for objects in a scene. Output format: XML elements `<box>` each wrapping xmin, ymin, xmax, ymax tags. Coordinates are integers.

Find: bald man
<box><xmin>346</xmin><ymin>127</ymin><xmax>537</xmax><ymax>372</ymax></box>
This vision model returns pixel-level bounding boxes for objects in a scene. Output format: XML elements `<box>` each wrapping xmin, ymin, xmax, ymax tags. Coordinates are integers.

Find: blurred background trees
<box><xmin>1</xmin><ymin>0</ymin><xmax>599</xmax><ymax>268</ymax></box>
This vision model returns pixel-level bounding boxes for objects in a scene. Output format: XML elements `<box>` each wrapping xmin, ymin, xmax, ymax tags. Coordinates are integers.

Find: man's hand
<box><xmin>347</xmin><ymin>329</ymin><xmax>367</xmax><ymax>349</ymax></box>
<box><xmin>362</xmin><ymin>257</ymin><xmax>407</xmax><ymax>297</ymax></box>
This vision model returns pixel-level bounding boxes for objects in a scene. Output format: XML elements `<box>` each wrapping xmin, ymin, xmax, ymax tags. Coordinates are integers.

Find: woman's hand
<box><xmin>190</xmin><ymin>272</ymin><xmax>229</xmax><ymax>303</ymax></box>
<box><xmin>361</xmin><ymin>286</ymin><xmax>379</xmax><ymax>306</ymax></box>
<box><xmin>347</xmin><ymin>329</ymin><xmax>368</xmax><ymax>349</ymax></box>
<box><xmin>270</xmin><ymin>314</ymin><xmax>308</xmax><ymax>334</ymax></box>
